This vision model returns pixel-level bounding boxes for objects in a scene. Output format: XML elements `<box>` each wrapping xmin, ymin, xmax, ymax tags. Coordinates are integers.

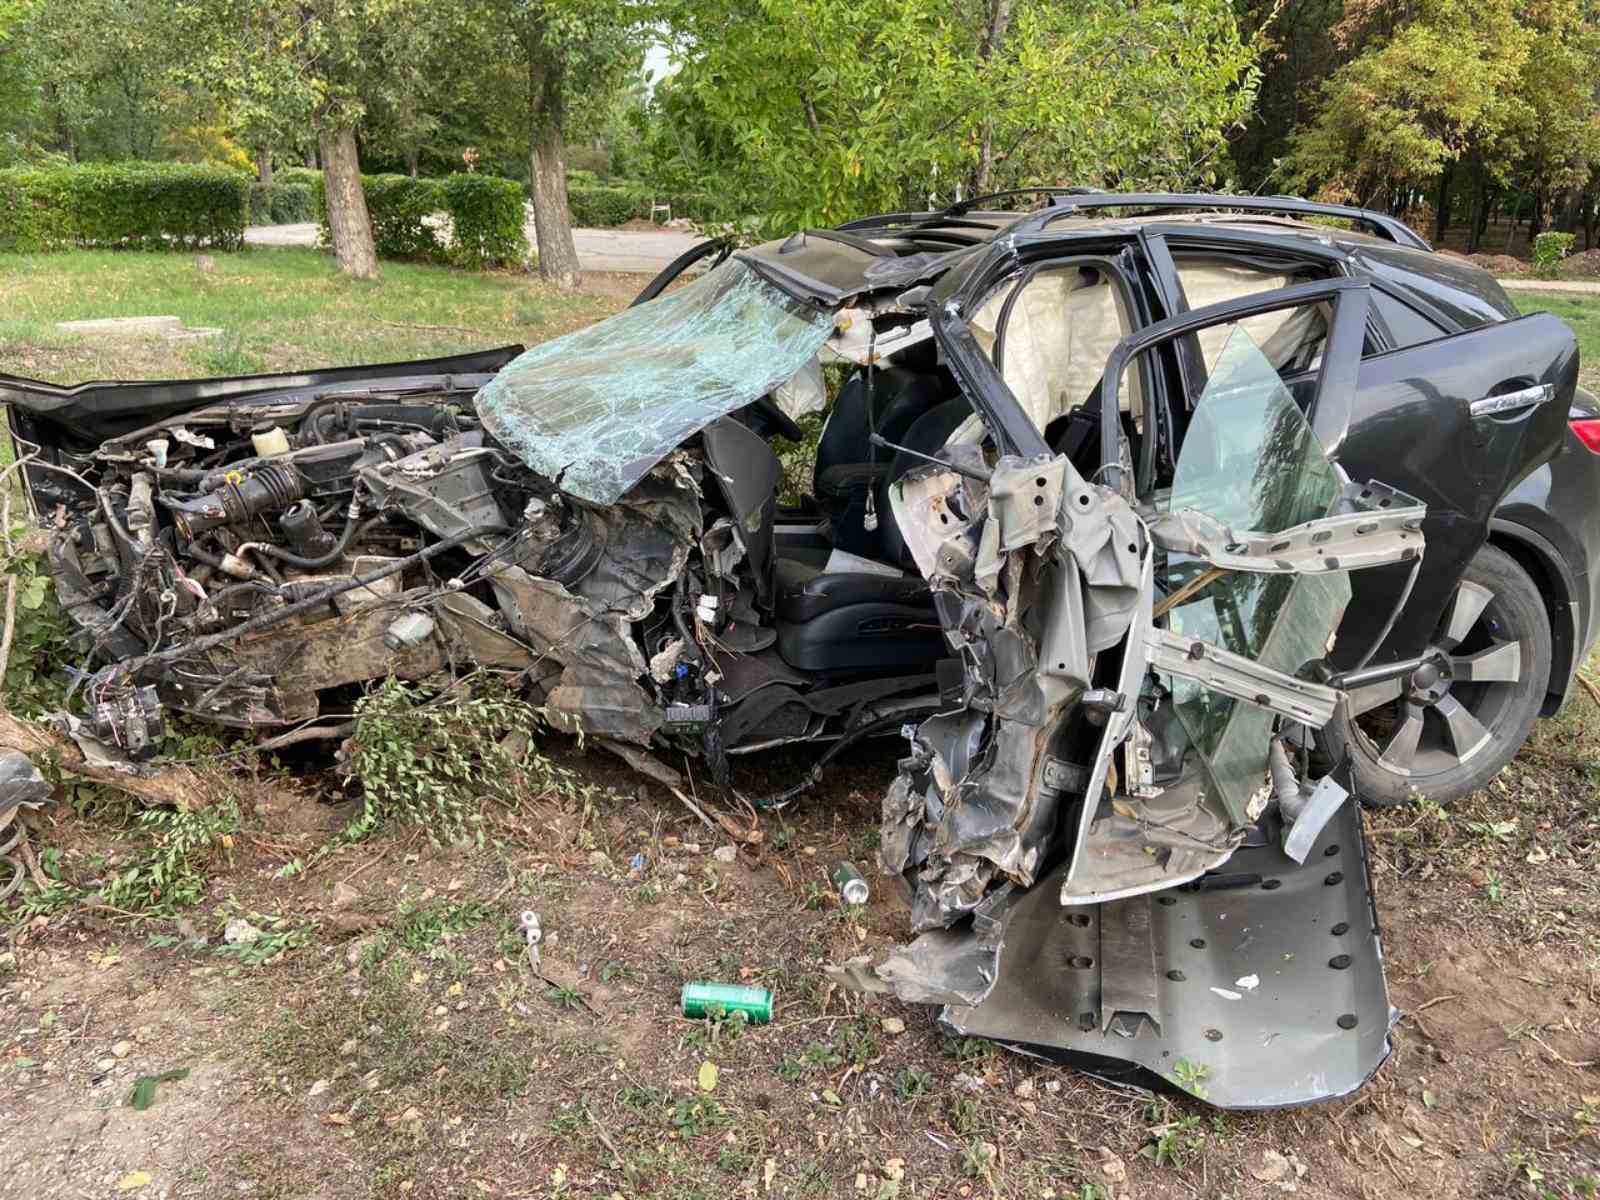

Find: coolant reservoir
<box><xmin>251</xmin><ymin>426</ymin><xmax>290</xmax><ymax>457</ymax></box>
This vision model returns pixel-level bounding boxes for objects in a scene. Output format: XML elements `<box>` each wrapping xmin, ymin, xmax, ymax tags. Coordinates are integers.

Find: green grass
<box><xmin>1513</xmin><ymin>291</ymin><xmax>1600</xmax><ymax>392</ymax></box>
<box><xmin>0</xmin><ymin>246</ymin><xmax>633</xmax><ymax>384</ymax></box>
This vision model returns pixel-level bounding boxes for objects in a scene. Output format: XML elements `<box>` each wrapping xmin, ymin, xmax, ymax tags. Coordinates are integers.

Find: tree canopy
<box><xmin>1</xmin><ymin>0</ymin><xmax>1596</xmax><ymax>259</ymax></box>
<box><xmin>651</xmin><ymin>0</ymin><xmax>1264</xmax><ymax>233</ymax></box>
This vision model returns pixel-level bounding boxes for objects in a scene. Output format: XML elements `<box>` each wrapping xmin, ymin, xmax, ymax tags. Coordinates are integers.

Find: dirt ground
<box><xmin>5</xmin><ymin>697</ymin><xmax>1600</xmax><ymax>1200</ymax></box>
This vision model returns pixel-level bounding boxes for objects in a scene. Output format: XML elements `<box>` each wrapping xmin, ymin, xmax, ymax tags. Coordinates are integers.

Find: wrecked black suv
<box><xmin>4</xmin><ymin>191</ymin><xmax>1596</xmax><ymax>1108</ymax></box>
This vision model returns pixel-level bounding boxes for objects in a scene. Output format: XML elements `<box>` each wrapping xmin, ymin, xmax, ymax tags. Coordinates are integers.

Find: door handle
<box><xmin>1470</xmin><ymin>382</ymin><xmax>1552</xmax><ymax>417</ymax></box>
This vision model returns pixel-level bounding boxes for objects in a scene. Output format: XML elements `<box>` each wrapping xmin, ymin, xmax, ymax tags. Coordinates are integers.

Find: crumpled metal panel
<box><xmin>474</xmin><ymin>260</ymin><xmax>832</xmax><ymax>504</ymax></box>
<box><xmin>942</xmin><ymin>799</ymin><xmax>1393</xmax><ymax>1109</ymax></box>
<box><xmin>0</xmin><ymin>750</ymin><xmax>52</xmax><ymax>818</ymax></box>
<box><xmin>881</xmin><ymin>454</ymin><xmax>1144</xmax><ymax>934</ymax></box>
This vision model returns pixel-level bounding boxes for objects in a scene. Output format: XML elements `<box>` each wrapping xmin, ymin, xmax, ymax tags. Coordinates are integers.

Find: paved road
<box><xmin>244</xmin><ymin>221</ymin><xmax>703</xmax><ymax>275</ymax></box>
<box><xmin>1498</xmin><ymin>278</ymin><xmax>1600</xmax><ymax>295</ymax></box>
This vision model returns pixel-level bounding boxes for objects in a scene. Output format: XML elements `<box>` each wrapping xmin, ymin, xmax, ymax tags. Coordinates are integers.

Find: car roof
<box><xmin>740</xmin><ymin>192</ymin><xmax>1516</xmax><ymax>330</ymax></box>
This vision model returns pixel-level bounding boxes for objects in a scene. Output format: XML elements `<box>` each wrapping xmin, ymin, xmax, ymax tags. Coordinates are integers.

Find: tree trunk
<box><xmin>973</xmin><ymin>0</ymin><xmax>1013</xmax><ymax>194</ymax></box>
<box><xmin>1433</xmin><ymin>161</ymin><xmax>1453</xmax><ymax>243</ymax></box>
<box><xmin>257</xmin><ymin>147</ymin><xmax>274</xmax><ymax>186</ymax></box>
<box><xmin>527</xmin><ymin>51</ymin><xmax>580</xmax><ymax>289</ymax></box>
<box><xmin>319</xmin><ymin>126</ymin><xmax>380</xmax><ymax>280</ymax></box>
<box><xmin>406</xmin><ymin>149</ymin><xmax>419</xmax><ymax>180</ymax></box>
<box><xmin>1472</xmin><ymin>181</ymin><xmax>1491</xmax><ymax>252</ymax></box>
<box><xmin>305</xmin><ymin>144</ymin><xmax>317</xmax><ymax>169</ymax></box>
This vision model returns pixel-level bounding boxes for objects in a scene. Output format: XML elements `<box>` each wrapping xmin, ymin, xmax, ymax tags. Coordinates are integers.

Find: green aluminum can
<box><xmin>681</xmin><ymin>981</ymin><xmax>774</xmax><ymax>1024</ymax></box>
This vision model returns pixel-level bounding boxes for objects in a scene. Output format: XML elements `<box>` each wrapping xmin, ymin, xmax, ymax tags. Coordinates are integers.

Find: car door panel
<box><xmin>1328</xmin><ymin>313</ymin><xmax>1578</xmax><ymax>669</ymax></box>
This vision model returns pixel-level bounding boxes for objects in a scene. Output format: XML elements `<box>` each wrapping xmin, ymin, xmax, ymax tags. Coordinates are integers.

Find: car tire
<box><xmin>1319</xmin><ymin>543</ymin><xmax>1551</xmax><ymax>808</ymax></box>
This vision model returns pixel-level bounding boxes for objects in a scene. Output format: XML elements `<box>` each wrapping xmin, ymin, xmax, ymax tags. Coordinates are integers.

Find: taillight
<box><xmin>1571</xmin><ymin>418</ymin><xmax>1600</xmax><ymax>454</ymax></box>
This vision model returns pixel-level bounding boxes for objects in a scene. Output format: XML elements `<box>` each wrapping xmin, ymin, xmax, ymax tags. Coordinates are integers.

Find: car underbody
<box><xmin>3</xmin><ymin>196</ymin><xmax>1584</xmax><ymax>1109</ymax></box>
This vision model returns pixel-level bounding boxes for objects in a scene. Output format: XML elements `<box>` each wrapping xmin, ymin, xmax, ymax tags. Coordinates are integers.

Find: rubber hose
<box><xmin>248</xmin><ymin>513</ymin><xmax>386</xmax><ymax>570</ymax></box>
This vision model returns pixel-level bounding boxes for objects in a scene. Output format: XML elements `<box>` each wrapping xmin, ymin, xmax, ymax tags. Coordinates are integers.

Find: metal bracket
<box><xmin>1147</xmin><ymin>628</ymin><xmax>1341</xmax><ymax>727</ymax></box>
<box><xmin>1148</xmin><ymin>479</ymin><xmax>1426</xmax><ymax>574</ymax></box>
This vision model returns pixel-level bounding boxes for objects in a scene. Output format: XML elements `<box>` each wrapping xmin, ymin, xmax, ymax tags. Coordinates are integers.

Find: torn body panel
<box><xmin>941</xmin><ymin>798</ymin><xmax>1393</xmax><ymax>1109</ymax></box>
<box><xmin>861</xmin><ymin>305</ymin><xmax>1426</xmax><ymax>1107</ymax></box>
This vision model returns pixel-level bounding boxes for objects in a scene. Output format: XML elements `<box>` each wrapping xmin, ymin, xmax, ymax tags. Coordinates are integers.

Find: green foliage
<box><xmin>310</xmin><ymin>171</ymin><xmax>527</xmax><ymax>267</ymax></box>
<box><xmin>647</xmin><ymin>0</ymin><xmax>1263</xmax><ymax>236</ymax></box>
<box><xmin>0</xmin><ymin>519</ymin><xmax>72</xmax><ymax>716</ymax></box>
<box><xmin>1534</xmin><ymin>231</ymin><xmax>1578</xmax><ymax>278</ymax></box>
<box><xmin>342</xmin><ymin>676</ymin><xmax>539</xmax><ymax>844</ymax></box>
<box><xmin>567</xmin><ymin>182</ymin><xmax>644</xmax><ymax>226</ymax></box>
<box><xmin>1284</xmin><ymin>0</ymin><xmax>1600</xmax><ymax>218</ymax></box>
<box><xmin>210</xmin><ymin>910</ymin><xmax>310</xmax><ymax>965</ymax></box>
<box><xmin>0</xmin><ymin>162</ymin><xmax>248</xmax><ymax>252</ymax></box>
<box><xmin>0</xmin><ymin>168</ymin><xmax>70</xmax><ymax>250</ymax></box>
<box><xmin>82</xmin><ymin>797</ymin><xmax>241</xmax><ymax>916</ymax></box>
<box><xmin>1285</xmin><ymin>0</ymin><xmax>1532</xmax><ymax>201</ymax></box>
<box><xmin>439</xmin><ymin>173</ymin><xmax>527</xmax><ymax>268</ymax></box>
<box><xmin>248</xmin><ymin>180</ymin><xmax>314</xmax><ymax>224</ymax></box>
<box><xmin>1139</xmin><ymin>1099</ymin><xmax>1210</xmax><ymax>1169</ymax></box>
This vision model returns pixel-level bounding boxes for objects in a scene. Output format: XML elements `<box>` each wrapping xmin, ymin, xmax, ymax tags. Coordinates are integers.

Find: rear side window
<box><xmin>1371</xmin><ymin>289</ymin><xmax>1447</xmax><ymax>350</ymax></box>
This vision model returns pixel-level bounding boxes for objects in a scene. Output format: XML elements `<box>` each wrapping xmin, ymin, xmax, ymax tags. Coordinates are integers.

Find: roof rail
<box><xmin>940</xmin><ymin>186</ymin><xmax>1103</xmax><ymax>218</ymax></box>
<box><xmin>1036</xmin><ymin>192</ymin><xmax>1430</xmax><ymax>250</ymax></box>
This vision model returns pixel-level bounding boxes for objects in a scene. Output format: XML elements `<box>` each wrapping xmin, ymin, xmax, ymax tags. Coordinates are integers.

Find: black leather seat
<box><xmin>813</xmin><ymin>367</ymin><xmax>949</xmax><ymax>557</ymax></box>
<box><xmin>772</xmin><ymin>557</ymin><xmax>943</xmax><ymax>673</ymax></box>
<box><xmin>774</xmin><ymin>557</ymin><xmax>931</xmax><ymax>621</ymax></box>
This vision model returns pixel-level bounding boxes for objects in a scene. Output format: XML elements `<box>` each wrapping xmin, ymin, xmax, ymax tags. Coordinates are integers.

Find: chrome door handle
<box><xmin>1470</xmin><ymin>383</ymin><xmax>1552</xmax><ymax>417</ymax></box>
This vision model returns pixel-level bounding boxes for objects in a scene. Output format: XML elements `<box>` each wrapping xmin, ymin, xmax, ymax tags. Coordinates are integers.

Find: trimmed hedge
<box><xmin>248</xmin><ymin>180</ymin><xmax>315</xmax><ymax>224</ymax></box>
<box><xmin>568</xmin><ymin>184</ymin><xmax>645</xmax><ymax>227</ymax></box>
<box><xmin>567</xmin><ymin>181</ymin><xmax>717</xmax><ymax>227</ymax></box>
<box><xmin>0</xmin><ymin>163</ymin><xmax>250</xmax><ymax>252</ymax></box>
<box><xmin>310</xmin><ymin>172</ymin><xmax>528</xmax><ymax>268</ymax></box>
<box><xmin>441</xmin><ymin>175</ymin><xmax>526</xmax><ymax>269</ymax></box>
<box><xmin>0</xmin><ymin>171</ymin><xmax>72</xmax><ymax>252</ymax></box>
<box><xmin>1533</xmin><ymin>230</ymin><xmax>1577</xmax><ymax>280</ymax></box>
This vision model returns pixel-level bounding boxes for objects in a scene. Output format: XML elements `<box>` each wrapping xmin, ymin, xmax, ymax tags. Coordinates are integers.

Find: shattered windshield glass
<box><xmin>1164</xmin><ymin>324</ymin><xmax>1351</xmax><ymax>822</ymax></box>
<box><xmin>475</xmin><ymin>260</ymin><xmax>833</xmax><ymax>504</ymax></box>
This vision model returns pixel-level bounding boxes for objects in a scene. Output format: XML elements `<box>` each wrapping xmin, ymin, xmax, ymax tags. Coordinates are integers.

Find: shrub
<box><xmin>0</xmin><ymin>170</ymin><xmax>73</xmax><ymax>251</ymax></box>
<box><xmin>309</xmin><ymin>171</ymin><xmax>530</xmax><ymax>268</ymax></box>
<box><xmin>309</xmin><ymin>172</ymin><xmax>442</xmax><ymax>258</ymax></box>
<box><xmin>248</xmin><ymin>180</ymin><xmax>314</xmax><ymax>224</ymax></box>
<box><xmin>440</xmin><ymin>173</ymin><xmax>527</xmax><ymax>269</ymax></box>
<box><xmin>568</xmin><ymin>183</ymin><xmax>645</xmax><ymax>227</ymax></box>
<box><xmin>0</xmin><ymin>162</ymin><xmax>249</xmax><ymax>251</ymax></box>
<box><xmin>1533</xmin><ymin>231</ymin><xmax>1577</xmax><ymax>279</ymax></box>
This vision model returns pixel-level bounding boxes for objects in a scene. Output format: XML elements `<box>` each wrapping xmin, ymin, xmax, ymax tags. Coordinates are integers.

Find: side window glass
<box><xmin>968</xmin><ymin>264</ymin><xmax>1142</xmax><ymax>434</ymax></box>
<box><xmin>1371</xmin><ymin>289</ymin><xmax>1447</xmax><ymax>350</ymax></box>
<box><xmin>1163</xmin><ymin>318</ymin><xmax>1350</xmax><ymax>821</ymax></box>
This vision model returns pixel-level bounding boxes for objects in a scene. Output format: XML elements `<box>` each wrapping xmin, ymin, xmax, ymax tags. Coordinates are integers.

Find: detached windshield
<box><xmin>475</xmin><ymin>260</ymin><xmax>832</xmax><ymax>504</ymax></box>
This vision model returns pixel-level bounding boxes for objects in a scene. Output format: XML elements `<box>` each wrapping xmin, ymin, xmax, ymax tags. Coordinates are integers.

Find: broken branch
<box><xmin>0</xmin><ymin>710</ymin><xmax>215</xmax><ymax>810</ymax></box>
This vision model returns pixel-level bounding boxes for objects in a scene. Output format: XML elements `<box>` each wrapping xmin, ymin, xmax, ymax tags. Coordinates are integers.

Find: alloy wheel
<box><xmin>1346</xmin><ymin>579</ymin><xmax>1526</xmax><ymax>778</ymax></box>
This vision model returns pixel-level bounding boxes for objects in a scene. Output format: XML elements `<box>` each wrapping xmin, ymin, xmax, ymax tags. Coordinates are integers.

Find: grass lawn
<box><xmin>1515</xmin><ymin>291</ymin><xmax>1600</xmax><ymax>393</ymax></box>
<box><xmin>0</xmin><ymin>246</ymin><xmax>639</xmax><ymax>384</ymax></box>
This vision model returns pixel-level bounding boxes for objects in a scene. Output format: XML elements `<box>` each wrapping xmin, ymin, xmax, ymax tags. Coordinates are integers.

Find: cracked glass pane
<box><xmin>1163</xmin><ymin>323</ymin><xmax>1351</xmax><ymax>823</ymax></box>
<box><xmin>474</xmin><ymin>260</ymin><xmax>833</xmax><ymax>504</ymax></box>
